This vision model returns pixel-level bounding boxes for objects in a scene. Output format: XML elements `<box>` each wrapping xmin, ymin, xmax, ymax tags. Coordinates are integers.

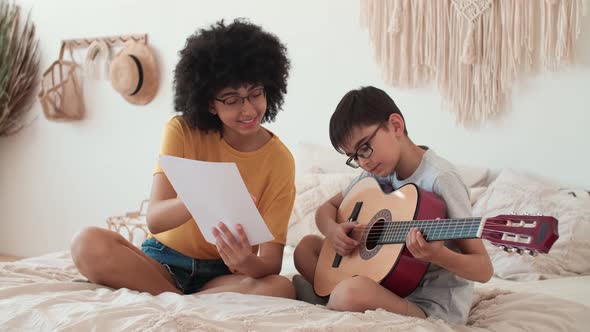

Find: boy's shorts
<box><xmin>141</xmin><ymin>237</ymin><xmax>231</xmax><ymax>294</ymax></box>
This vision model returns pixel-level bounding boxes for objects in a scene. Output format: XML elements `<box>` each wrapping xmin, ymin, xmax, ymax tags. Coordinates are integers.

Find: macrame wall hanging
<box><xmin>360</xmin><ymin>0</ymin><xmax>587</xmax><ymax>125</ymax></box>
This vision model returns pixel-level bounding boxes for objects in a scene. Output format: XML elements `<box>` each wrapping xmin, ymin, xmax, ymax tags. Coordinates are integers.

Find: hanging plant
<box><xmin>0</xmin><ymin>1</ymin><xmax>39</xmax><ymax>136</ymax></box>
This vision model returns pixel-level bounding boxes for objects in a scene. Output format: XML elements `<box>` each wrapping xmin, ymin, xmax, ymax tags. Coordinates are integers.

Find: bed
<box><xmin>1</xmin><ymin>251</ymin><xmax>589</xmax><ymax>331</ymax></box>
<box><xmin>1</xmin><ymin>144</ymin><xmax>589</xmax><ymax>331</ymax></box>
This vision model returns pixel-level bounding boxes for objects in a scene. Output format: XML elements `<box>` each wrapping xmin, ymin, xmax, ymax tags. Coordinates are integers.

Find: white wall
<box><xmin>1</xmin><ymin>0</ymin><xmax>589</xmax><ymax>257</ymax></box>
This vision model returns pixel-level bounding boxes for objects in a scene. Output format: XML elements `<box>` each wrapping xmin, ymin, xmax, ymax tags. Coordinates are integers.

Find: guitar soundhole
<box><xmin>366</xmin><ymin>219</ymin><xmax>385</xmax><ymax>250</ymax></box>
<box><xmin>360</xmin><ymin>209</ymin><xmax>392</xmax><ymax>260</ymax></box>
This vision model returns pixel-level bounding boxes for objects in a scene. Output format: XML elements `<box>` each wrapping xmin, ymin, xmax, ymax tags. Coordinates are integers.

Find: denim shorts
<box><xmin>141</xmin><ymin>237</ymin><xmax>231</xmax><ymax>294</ymax></box>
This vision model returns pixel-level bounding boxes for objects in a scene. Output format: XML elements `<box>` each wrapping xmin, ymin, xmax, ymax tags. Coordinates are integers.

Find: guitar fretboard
<box><xmin>377</xmin><ymin>218</ymin><xmax>483</xmax><ymax>244</ymax></box>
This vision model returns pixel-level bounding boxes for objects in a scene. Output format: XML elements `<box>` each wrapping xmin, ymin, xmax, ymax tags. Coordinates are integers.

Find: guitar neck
<box><xmin>377</xmin><ymin>218</ymin><xmax>484</xmax><ymax>244</ymax></box>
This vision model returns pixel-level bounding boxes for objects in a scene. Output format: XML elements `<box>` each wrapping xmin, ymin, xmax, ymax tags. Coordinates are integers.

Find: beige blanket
<box><xmin>1</xmin><ymin>252</ymin><xmax>589</xmax><ymax>331</ymax></box>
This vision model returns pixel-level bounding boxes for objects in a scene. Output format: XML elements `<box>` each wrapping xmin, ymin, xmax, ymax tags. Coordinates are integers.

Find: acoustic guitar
<box><xmin>313</xmin><ymin>177</ymin><xmax>559</xmax><ymax>297</ymax></box>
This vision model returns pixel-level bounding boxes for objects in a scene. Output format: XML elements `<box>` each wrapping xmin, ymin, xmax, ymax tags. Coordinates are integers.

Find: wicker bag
<box><xmin>106</xmin><ymin>199</ymin><xmax>150</xmax><ymax>247</ymax></box>
<box><xmin>38</xmin><ymin>42</ymin><xmax>85</xmax><ymax>120</ymax></box>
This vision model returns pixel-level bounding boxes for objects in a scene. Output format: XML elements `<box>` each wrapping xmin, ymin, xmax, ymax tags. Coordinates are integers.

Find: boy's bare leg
<box><xmin>328</xmin><ymin>275</ymin><xmax>426</xmax><ymax>318</ymax></box>
<box><xmin>198</xmin><ymin>274</ymin><xmax>295</xmax><ymax>299</ymax></box>
<box><xmin>70</xmin><ymin>227</ymin><xmax>181</xmax><ymax>295</ymax></box>
<box><xmin>293</xmin><ymin>234</ymin><xmax>324</xmax><ymax>283</ymax></box>
<box><xmin>291</xmin><ymin>235</ymin><xmax>329</xmax><ymax>304</ymax></box>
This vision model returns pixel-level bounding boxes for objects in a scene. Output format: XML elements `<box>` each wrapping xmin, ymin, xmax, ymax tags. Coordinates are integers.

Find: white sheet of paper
<box><xmin>159</xmin><ymin>155</ymin><xmax>274</xmax><ymax>245</ymax></box>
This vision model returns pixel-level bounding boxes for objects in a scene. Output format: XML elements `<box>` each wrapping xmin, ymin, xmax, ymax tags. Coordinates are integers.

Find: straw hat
<box><xmin>109</xmin><ymin>41</ymin><xmax>159</xmax><ymax>105</ymax></box>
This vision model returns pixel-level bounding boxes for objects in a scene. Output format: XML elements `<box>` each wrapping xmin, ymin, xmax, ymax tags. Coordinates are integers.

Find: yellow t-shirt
<box><xmin>152</xmin><ymin>116</ymin><xmax>296</xmax><ymax>259</ymax></box>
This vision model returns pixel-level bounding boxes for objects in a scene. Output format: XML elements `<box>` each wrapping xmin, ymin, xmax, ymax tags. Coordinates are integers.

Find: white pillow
<box><xmin>296</xmin><ymin>142</ymin><xmax>360</xmax><ymax>175</ymax></box>
<box><xmin>472</xmin><ymin>169</ymin><xmax>590</xmax><ymax>280</ymax></box>
<box><xmin>287</xmin><ymin>172</ymin><xmax>359</xmax><ymax>247</ymax></box>
<box><xmin>287</xmin><ymin>174</ymin><xmax>489</xmax><ymax>246</ymax></box>
<box><xmin>289</xmin><ymin>144</ymin><xmax>492</xmax><ymax>246</ymax></box>
<box><xmin>297</xmin><ymin>142</ymin><xmax>491</xmax><ymax>183</ymax></box>
<box><xmin>455</xmin><ymin>165</ymin><xmax>492</xmax><ymax>188</ymax></box>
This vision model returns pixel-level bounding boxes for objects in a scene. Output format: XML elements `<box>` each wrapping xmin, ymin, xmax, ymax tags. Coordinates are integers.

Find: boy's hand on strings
<box><xmin>327</xmin><ymin>222</ymin><xmax>360</xmax><ymax>256</ymax></box>
<box><xmin>212</xmin><ymin>222</ymin><xmax>253</xmax><ymax>271</ymax></box>
<box><xmin>406</xmin><ymin>227</ymin><xmax>444</xmax><ymax>263</ymax></box>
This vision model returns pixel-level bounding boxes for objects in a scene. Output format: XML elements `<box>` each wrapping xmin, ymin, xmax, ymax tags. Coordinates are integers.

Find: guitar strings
<box><xmin>354</xmin><ymin>226</ymin><xmax>528</xmax><ymax>242</ymax></box>
<box><xmin>351</xmin><ymin>220</ymin><xmax>488</xmax><ymax>241</ymax></box>
<box><xmin>349</xmin><ymin>219</ymin><xmax>480</xmax><ymax>234</ymax></box>
<box><xmin>359</xmin><ymin>229</ymin><xmax>524</xmax><ymax>242</ymax></box>
<box><xmin>349</xmin><ymin>221</ymin><xmax>522</xmax><ymax>232</ymax></box>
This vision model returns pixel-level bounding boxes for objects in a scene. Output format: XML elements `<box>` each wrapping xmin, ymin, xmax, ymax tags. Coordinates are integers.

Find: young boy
<box><xmin>293</xmin><ymin>86</ymin><xmax>493</xmax><ymax>324</ymax></box>
<box><xmin>71</xmin><ymin>19</ymin><xmax>295</xmax><ymax>299</ymax></box>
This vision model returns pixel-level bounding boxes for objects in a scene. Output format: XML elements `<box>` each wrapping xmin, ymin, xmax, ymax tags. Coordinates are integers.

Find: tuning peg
<box><xmin>498</xmin><ymin>245</ymin><xmax>506</xmax><ymax>251</ymax></box>
<box><xmin>508</xmin><ymin>247</ymin><xmax>519</xmax><ymax>254</ymax></box>
<box><xmin>500</xmin><ymin>246</ymin><xmax>515</xmax><ymax>254</ymax></box>
<box><xmin>529</xmin><ymin>250</ymin><xmax>538</xmax><ymax>257</ymax></box>
<box><xmin>522</xmin><ymin>249</ymin><xmax>532</xmax><ymax>255</ymax></box>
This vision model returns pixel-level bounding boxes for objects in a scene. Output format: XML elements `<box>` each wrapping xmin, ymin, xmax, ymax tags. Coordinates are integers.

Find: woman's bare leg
<box><xmin>70</xmin><ymin>227</ymin><xmax>180</xmax><ymax>295</ymax></box>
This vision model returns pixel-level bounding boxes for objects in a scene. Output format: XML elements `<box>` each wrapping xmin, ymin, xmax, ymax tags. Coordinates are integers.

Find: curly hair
<box><xmin>173</xmin><ymin>18</ymin><xmax>290</xmax><ymax>132</ymax></box>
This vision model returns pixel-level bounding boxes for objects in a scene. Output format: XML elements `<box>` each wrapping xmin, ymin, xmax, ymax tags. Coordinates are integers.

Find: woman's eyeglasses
<box><xmin>214</xmin><ymin>87</ymin><xmax>266</xmax><ymax>110</ymax></box>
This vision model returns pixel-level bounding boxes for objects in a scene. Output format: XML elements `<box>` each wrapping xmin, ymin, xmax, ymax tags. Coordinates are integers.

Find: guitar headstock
<box><xmin>481</xmin><ymin>214</ymin><xmax>559</xmax><ymax>255</ymax></box>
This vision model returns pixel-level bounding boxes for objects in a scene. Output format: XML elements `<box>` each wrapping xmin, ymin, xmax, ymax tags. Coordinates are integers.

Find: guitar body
<box><xmin>314</xmin><ymin>177</ymin><xmax>447</xmax><ymax>297</ymax></box>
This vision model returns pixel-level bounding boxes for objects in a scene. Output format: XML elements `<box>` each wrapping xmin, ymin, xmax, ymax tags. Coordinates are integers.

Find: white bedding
<box><xmin>1</xmin><ymin>251</ymin><xmax>589</xmax><ymax>331</ymax></box>
<box><xmin>477</xmin><ymin>276</ymin><xmax>590</xmax><ymax>308</ymax></box>
<box><xmin>3</xmin><ymin>158</ymin><xmax>590</xmax><ymax>331</ymax></box>
<box><xmin>282</xmin><ymin>245</ymin><xmax>590</xmax><ymax>308</ymax></box>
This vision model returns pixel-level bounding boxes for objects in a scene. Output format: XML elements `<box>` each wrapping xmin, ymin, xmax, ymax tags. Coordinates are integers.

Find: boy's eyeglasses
<box><xmin>214</xmin><ymin>87</ymin><xmax>266</xmax><ymax>109</ymax></box>
<box><xmin>346</xmin><ymin>122</ymin><xmax>384</xmax><ymax>168</ymax></box>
